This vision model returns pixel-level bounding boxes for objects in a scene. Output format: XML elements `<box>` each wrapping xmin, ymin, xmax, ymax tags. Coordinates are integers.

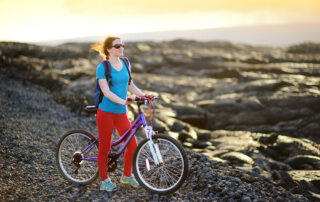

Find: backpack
<box><xmin>94</xmin><ymin>57</ymin><xmax>132</xmax><ymax>107</ymax></box>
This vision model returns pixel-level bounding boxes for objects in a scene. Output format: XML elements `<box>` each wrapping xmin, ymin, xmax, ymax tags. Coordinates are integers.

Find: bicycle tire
<box><xmin>132</xmin><ymin>134</ymin><xmax>189</xmax><ymax>194</ymax></box>
<box><xmin>56</xmin><ymin>130</ymin><xmax>99</xmax><ymax>185</ymax></box>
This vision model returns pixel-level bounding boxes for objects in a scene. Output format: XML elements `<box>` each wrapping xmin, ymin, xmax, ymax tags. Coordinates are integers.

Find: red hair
<box><xmin>91</xmin><ymin>35</ymin><xmax>120</xmax><ymax>60</ymax></box>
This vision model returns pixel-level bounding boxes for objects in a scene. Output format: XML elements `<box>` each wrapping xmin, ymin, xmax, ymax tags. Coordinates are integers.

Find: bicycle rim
<box><xmin>57</xmin><ymin>130</ymin><xmax>99</xmax><ymax>185</ymax></box>
<box><xmin>134</xmin><ymin>135</ymin><xmax>188</xmax><ymax>194</ymax></box>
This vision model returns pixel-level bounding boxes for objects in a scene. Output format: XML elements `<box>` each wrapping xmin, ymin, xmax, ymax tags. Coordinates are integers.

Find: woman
<box><xmin>92</xmin><ymin>36</ymin><xmax>146</xmax><ymax>191</ymax></box>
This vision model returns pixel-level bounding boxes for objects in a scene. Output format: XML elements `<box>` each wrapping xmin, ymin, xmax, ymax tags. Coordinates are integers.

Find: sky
<box><xmin>0</xmin><ymin>0</ymin><xmax>319</xmax><ymax>43</ymax></box>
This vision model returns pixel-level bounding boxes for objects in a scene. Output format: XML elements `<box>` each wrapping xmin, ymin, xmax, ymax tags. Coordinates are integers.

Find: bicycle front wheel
<box><xmin>133</xmin><ymin>134</ymin><xmax>189</xmax><ymax>194</ymax></box>
<box><xmin>56</xmin><ymin>130</ymin><xmax>99</xmax><ymax>185</ymax></box>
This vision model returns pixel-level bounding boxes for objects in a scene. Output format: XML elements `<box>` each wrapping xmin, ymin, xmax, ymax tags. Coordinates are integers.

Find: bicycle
<box><xmin>56</xmin><ymin>96</ymin><xmax>189</xmax><ymax>194</ymax></box>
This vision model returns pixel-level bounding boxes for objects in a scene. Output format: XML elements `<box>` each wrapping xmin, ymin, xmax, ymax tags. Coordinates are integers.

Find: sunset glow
<box><xmin>0</xmin><ymin>0</ymin><xmax>319</xmax><ymax>42</ymax></box>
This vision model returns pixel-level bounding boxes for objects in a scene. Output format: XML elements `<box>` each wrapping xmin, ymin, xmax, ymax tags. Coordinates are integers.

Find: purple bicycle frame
<box><xmin>79</xmin><ymin>112</ymin><xmax>148</xmax><ymax>162</ymax></box>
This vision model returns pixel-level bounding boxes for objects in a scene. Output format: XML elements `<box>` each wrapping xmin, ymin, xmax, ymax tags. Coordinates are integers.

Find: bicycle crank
<box><xmin>107</xmin><ymin>153</ymin><xmax>118</xmax><ymax>172</ymax></box>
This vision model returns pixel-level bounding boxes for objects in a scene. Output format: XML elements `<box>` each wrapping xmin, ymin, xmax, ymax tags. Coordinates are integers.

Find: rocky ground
<box><xmin>1</xmin><ymin>40</ymin><xmax>320</xmax><ymax>201</ymax></box>
<box><xmin>0</xmin><ymin>76</ymin><xmax>310</xmax><ymax>201</ymax></box>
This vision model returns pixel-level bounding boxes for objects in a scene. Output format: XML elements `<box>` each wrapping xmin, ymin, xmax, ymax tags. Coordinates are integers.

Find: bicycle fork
<box><xmin>144</xmin><ymin>126</ymin><xmax>163</xmax><ymax>166</ymax></box>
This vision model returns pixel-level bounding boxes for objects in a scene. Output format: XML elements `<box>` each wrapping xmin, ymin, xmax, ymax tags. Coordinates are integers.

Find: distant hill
<box><xmin>36</xmin><ymin>22</ymin><xmax>320</xmax><ymax>46</ymax></box>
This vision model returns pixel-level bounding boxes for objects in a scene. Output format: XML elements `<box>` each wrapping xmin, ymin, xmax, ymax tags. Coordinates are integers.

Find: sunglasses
<box><xmin>112</xmin><ymin>44</ymin><xmax>125</xmax><ymax>49</ymax></box>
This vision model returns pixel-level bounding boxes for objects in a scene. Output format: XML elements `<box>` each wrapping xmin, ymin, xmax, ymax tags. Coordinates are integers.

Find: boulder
<box><xmin>285</xmin><ymin>155</ymin><xmax>320</xmax><ymax>170</ymax></box>
<box><xmin>221</xmin><ymin>152</ymin><xmax>254</xmax><ymax>165</ymax></box>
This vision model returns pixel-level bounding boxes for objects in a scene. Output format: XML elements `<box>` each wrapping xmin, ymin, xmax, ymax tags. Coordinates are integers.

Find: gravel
<box><xmin>0</xmin><ymin>76</ymin><xmax>308</xmax><ymax>201</ymax></box>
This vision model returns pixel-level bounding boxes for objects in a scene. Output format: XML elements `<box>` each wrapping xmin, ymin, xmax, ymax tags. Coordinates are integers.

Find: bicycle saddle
<box><xmin>85</xmin><ymin>105</ymin><xmax>98</xmax><ymax>113</ymax></box>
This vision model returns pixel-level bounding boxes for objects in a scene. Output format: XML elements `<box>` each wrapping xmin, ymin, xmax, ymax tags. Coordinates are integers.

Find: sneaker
<box><xmin>100</xmin><ymin>178</ymin><xmax>118</xmax><ymax>192</ymax></box>
<box><xmin>120</xmin><ymin>174</ymin><xmax>140</xmax><ymax>188</ymax></box>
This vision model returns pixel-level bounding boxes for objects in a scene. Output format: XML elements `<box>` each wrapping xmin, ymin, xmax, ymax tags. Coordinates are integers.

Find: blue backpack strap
<box><xmin>120</xmin><ymin>57</ymin><xmax>132</xmax><ymax>85</ymax></box>
<box><xmin>95</xmin><ymin>61</ymin><xmax>111</xmax><ymax>106</ymax></box>
<box><xmin>102</xmin><ymin>60</ymin><xmax>112</xmax><ymax>86</ymax></box>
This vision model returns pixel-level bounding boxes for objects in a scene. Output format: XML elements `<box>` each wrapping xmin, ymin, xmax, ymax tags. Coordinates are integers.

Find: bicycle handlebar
<box><xmin>127</xmin><ymin>95</ymin><xmax>158</xmax><ymax>103</ymax></box>
<box><xmin>85</xmin><ymin>95</ymin><xmax>157</xmax><ymax>113</ymax></box>
<box><xmin>129</xmin><ymin>95</ymin><xmax>158</xmax><ymax>117</ymax></box>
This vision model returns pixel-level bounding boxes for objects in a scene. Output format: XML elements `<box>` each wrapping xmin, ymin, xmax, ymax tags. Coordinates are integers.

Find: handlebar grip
<box><xmin>127</xmin><ymin>96</ymin><xmax>158</xmax><ymax>103</ymax></box>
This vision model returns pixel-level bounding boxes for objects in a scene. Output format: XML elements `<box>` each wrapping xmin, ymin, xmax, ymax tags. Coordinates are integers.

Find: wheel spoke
<box><xmin>66</xmin><ymin>138</ymin><xmax>76</xmax><ymax>152</ymax></box>
<box><xmin>163</xmin><ymin>166</ymin><xmax>180</xmax><ymax>180</ymax></box>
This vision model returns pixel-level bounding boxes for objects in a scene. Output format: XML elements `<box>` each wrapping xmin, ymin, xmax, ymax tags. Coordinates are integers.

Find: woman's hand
<box><xmin>145</xmin><ymin>94</ymin><xmax>156</xmax><ymax>99</ymax></box>
<box><xmin>125</xmin><ymin>95</ymin><xmax>136</xmax><ymax>105</ymax></box>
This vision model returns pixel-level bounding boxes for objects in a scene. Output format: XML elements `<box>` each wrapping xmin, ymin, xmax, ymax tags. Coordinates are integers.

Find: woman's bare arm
<box><xmin>128</xmin><ymin>81</ymin><xmax>145</xmax><ymax>96</ymax></box>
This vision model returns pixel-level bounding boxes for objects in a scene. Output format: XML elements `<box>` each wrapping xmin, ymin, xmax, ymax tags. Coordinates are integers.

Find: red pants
<box><xmin>96</xmin><ymin>109</ymin><xmax>137</xmax><ymax>181</ymax></box>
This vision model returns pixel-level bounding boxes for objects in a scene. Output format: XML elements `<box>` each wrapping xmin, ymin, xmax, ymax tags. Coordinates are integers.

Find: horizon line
<box><xmin>1</xmin><ymin>21</ymin><xmax>319</xmax><ymax>47</ymax></box>
<box><xmin>32</xmin><ymin>21</ymin><xmax>320</xmax><ymax>43</ymax></box>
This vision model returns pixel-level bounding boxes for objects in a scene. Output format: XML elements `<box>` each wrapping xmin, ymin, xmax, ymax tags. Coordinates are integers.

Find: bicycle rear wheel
<box><xmin>56</xmin><ymin>130</ymin><xmax>99</xmax><ymax>185</ymax></box>
<box><xmin>133</xmin><ymin>134</ymin><xmax>188</xmax><ymax>194</ymax></box>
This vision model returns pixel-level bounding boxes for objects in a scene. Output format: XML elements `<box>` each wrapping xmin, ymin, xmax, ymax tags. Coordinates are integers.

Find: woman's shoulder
<box><xmin>96</xmin><ymin>62</ymin><xmax>107</xmax><ymax>77</ymax></box>
<box><xmin>120</xmin><ymin>57</ymin><xmax>131</xmax><ymax>71</ymax></box>
<box><xmin>97</xmin><ymin>61</ymin><xmax>106</xmax><ymax>70</ymax></box>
